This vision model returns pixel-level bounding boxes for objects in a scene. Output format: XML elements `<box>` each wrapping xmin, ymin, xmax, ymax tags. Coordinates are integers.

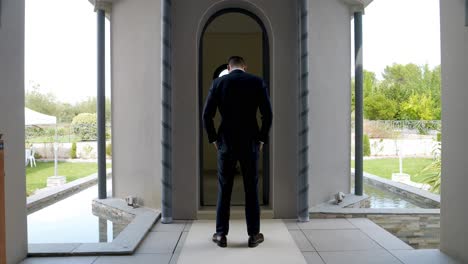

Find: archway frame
<box><xmin>197</xmin><ymin>7</ymin><xmax>271</xmax><ymax>207</ymax></box>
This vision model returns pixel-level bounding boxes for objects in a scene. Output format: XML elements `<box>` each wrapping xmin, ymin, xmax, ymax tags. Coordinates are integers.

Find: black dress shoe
<box><xmin>212</xmin><ymin>233</ymin><xmax>227</xmax><ymax>248</ymax></box>
<box><xmin>248</xmin><ymin>233</ymin><xmax>264</xmax><ymax>248</ymax></box>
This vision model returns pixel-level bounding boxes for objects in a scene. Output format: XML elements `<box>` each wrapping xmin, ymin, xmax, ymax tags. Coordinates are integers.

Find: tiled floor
<box><xmin>285</xmin><ymin>218</ymin><xmax>461</xmax><ymax>264</ymax></box>
<box><xmin>21</xmin><ymin>218</ymin><xmax>462</xmax><ymax>264</ymax></box>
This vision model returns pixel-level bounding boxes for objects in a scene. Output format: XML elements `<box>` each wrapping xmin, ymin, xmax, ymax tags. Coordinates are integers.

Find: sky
<box><xmin>25</xmin><ymin>0</ymin><xmax>111</xmax><ymax>104</ymax></box>
<box><xmin>25</xmin><ymin>0</ymin><xmax>441</xmax><ymax>103</ymax></box>
<box><xmin>353</xmin><ymin>0</ymin><xmax>441</xmax><ymax>78</ymax></box>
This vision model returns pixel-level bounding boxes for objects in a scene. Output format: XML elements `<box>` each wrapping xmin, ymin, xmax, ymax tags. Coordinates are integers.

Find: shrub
<box><xmin>34</xmin><ymin>152</ymin><xmax>42</xmax><ymax>160</ymax></box>
<box><xmin>106</xmin><ymin>143</ymin><xmax>112</xmax><ymax>157</ymax></box>
<box><xmin>25</xmin><ymin>127</ymin><xmax>45</xmax><ymax>139</ymax></box>
<box><xmin>70</xmin><ymin>142</ymin><xmax>77</xmax><ymax>159</ymax></box>
<box><xmin>436</xmin><ymin>132</ymin><xmax>441</xmax><ymax>142</ymax></box>
<box><xmin>418</xmin><ymin>145</ymin><xmax>442</xmax><ymax>194</ymax></box>
<box><xmin>364</xmin><ymin>93</ymin><xmax>398</xmax><ymax>120</ymax></box>
<box><xmin>71</xmin><ymin>113</ymin><xmax>97</xmax><ymax>141</ymax></box>
<box><xmin>363</xmin><ymin>134</ymin><xmax>371</xmax><ymax>156</ymax></box>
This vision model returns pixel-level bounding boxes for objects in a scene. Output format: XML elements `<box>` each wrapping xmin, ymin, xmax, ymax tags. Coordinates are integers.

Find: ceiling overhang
<box><xmin>341</xmin><ymin>0</ymin><xmax>373</xmax><ymax>13</ymax></box>
<box><xmin>88</xmin><ymin>0</ymin><xmax>116</xmax><ymax>14</ymax></box>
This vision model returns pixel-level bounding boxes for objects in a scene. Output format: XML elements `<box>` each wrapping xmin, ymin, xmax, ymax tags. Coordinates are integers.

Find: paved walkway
<box><xmin>21</xmin><ymin>218</ymin><xmax>461</xmax><ymax>264</ymax></box>
<box><xmin>177</xmin><ymin>219</ymin><xmax>306</xmax><ymax>264</ymax></box>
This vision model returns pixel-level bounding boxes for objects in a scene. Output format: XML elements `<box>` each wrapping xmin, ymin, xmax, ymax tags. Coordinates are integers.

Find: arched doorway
<box><xmin>198</xmin><ymin>8</ymin><xmax>271</xmax><ymax>207</ymax></box>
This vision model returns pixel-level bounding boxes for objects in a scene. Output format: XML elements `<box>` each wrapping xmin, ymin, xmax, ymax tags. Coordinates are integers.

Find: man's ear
<box><xmin>227</xmin><ymin>65</ymin><xmax>232</xmax><ymax>72</ymax></box>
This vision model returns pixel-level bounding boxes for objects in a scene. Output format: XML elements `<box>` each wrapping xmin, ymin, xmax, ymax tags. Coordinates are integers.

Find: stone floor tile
<box><xmin>303</xmin><ymin>229</ymin><xmax>382</xmax><ymax>251</ymax></box>
<box><xmin>135</xmin><ymin>231</ymin><xmax>180</xmax><ymax>254</ymax></box>
<box><xmin>151</xmin><ymin>220</ymin><xmax>187</xmax><ymax>232</ymax></box>
<box><xmin>174</xmin><ymin>231</ymin><xmax>188</xmax><ymax>254</ymax></box>
<box><xmin>20</xmin><ymin>257</ymin><xmax>97</xmax><ymax>264</ymax></box>
<box><xmin>302</xmin><ymin>252</ymin><xmax>325</xmax><ymax>264</ymax></box>
<box><xmin>169</xmin><ymin>253</ymin><xmax>180</xmax><ymax>264</ymax></box>
<box><xmin>283</xmin><ymin>219</ymin><xmax>301</xmax><ymax>230</ymax></box>
<box><xmin>347</xmin><ymin>218</ymin><xmax>412</xmax><ymax>250</ymax></box>
<box><xmin>183</xmin><ymin>221</ymin><xmax>193</xmax><ymax>231</ymax></box>
<box><xmin>290</xmin><ymin>230</ymin><xmax>316</xmax><ymax>252</ymax></box>
<box><xmin>391</xmin><ymin>249</ymin><xmax>462</xmax><ymax>264</ymax></box>
<box><xmin>298</xmin><ymin>219</ymin><xmax>356</xmax><ymax>230</ymax></box>
<box><xmin>319</xmin><ymin>250</ymin><xmax>401</xmax><ymax>264</ymax></box>
<box><xmin>94</xmin><ymin>254</ymin><xmax>171</xmax><ymax>264</ymax></box>
<box><xmin>28</xmin><ymin>243</ymin><xmax>81</xmax><ymax>254</ymax></box>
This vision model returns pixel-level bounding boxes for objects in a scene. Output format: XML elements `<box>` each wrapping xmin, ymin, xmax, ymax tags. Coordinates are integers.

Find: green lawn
<box><xmin>351</xmin><ymin>158</ymin><xmax>434</xmax><ymax>183</ymax></box>
<box><xmin>26</xmin><ymin>162</ymin><xmax>111</xmax><ymax>196</ymax></box>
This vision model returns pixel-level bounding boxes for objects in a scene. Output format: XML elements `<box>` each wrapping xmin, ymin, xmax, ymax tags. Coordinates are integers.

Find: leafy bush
<box><xmin>71</xmin><ymin>113</ymin><xmax>97</xmax><ymax>141</ymax></box>
<box><xmin>363</xmin><ymin>134</ymin><xmax>371</xmax><ymax>156</ymax></box>
<box><xmin>436</xmin><ymin>132</ymin><xmax>441</xmax><ymax>142</ymax></box>
<box><xmin>364</xmin><ymin>93</ymin><xmax>398</xmax><ymax>120</ymax></box>
<box><xmin>70</xmin><ymin>142</ymin><xmax>77</xmax><ymax>159</ymax></box>
<box><xmin>106</xmin><ymin>143</ymin><xmax>112</xmax><ymax>157</ymax></box>
<box><xmin>34</xmin><ymin>152</ymin><xmax>42</xmax><ymax>160</ymax></box>
<box><xmin>26</xmin><ymin>127</ymin><xmax>45</xmax><ymax>139</ymax></box>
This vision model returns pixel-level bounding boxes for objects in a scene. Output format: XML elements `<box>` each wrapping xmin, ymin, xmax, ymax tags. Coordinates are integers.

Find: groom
<box><xmin>202</xmin><ymin>56</ymin><xmax>273</xmax><ymax>248</ymax></box>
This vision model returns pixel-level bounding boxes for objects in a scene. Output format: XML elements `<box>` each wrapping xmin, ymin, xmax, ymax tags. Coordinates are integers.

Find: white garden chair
<box><xmin>27</xmin><ymin>147</ymin><xmax>36</xmax><ymax>167</ymax></box>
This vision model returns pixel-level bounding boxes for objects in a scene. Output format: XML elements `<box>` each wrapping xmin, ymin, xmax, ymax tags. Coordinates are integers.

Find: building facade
<box><xmin>1</xmin><ymin>0</ymin><xmax>467</xmax><ymax>263</ymax></box>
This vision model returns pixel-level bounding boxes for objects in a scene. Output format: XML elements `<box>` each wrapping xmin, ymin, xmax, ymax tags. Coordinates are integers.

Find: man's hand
<box><xmin>259</xmin><ymin>142</ymin><xmax>264</xmax><ymax>152</ymax></box>
<box><xmin>213</xmin><ymin>142</ymin><xmax>218</xmax><ymax>150</ymax></box>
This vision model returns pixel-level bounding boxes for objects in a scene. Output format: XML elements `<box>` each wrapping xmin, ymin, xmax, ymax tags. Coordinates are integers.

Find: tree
<box><xmin>25</xmin><ymin>86</ymin><xmax>59</xmax><ymax>117</ymax></box>
<box><xmin>351</xmin><ymin>70</ymin><xmax>378</xmax><ymax>112</ymax></box>
<box><xmin>400</xmin><ymin>93</ymin><xmax>438</xmax><ymax>120</ymax></box>
<box><xmin>358</xmin><ymin>64</ymin><xmax>442</xmax><ymax>121</ymax></box>
<box><xmin>75</xmin><ymin>97</ymin><xmax>112</xmax><ymax>122</ymax></box>
<box><xmin>364</xmin><ymin>93</ymin><xmax>398</xmax><ymax>120</ymax></box>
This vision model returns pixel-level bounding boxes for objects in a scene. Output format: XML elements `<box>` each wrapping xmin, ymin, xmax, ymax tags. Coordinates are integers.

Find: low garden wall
<box><xmin>30</xmin><ymin>141</ymin><xmax>111</xmax><ymax>160</ymax></box>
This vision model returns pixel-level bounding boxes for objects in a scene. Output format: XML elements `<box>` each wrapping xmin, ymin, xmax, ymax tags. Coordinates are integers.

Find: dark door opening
<box><xmin>199</xmin><ymin>9</ymin><xmax>270</xmax><ymax>207</ymax></box>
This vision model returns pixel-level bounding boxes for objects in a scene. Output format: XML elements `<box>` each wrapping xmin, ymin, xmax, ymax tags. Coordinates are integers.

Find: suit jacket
<box><xmin>202</xmin><ymin>69</ymin><xmax>273</xmax><ymax>153</ymax></box>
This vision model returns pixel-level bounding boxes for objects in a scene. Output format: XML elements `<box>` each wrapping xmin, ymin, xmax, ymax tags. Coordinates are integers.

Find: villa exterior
<box><xmin>1</xmin><ymin>0</ymin><xmax>467</xmax><ymax>263</ymax></box>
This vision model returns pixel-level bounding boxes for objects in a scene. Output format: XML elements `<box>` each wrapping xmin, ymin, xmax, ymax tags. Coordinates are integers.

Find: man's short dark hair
<box><xmin>228</xmin><ymin>56</ymin><xmax>246</xmax><ymax>67</ymax></box>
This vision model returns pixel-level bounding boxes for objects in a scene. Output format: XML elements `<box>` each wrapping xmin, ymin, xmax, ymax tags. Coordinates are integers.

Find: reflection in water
<box><xmin>28</xmin><ymin>179</ymin><xmax>130</xmax><ymax>244</ymax></box>
<box><xmin>363</xmin><ymin>184</ymin><xmax>420</xmax><ymax>209</ymax></box>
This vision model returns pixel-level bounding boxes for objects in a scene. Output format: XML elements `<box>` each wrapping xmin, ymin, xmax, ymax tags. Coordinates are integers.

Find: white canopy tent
<box><xmin>24</xmin><ymin>107</ymin><xmax>59</xmax><ymax>176</ymax></box>
<box><xmin>25</xmin><ymin>108</ymin><xmax>57</xmax><ymax>126</ymax></box>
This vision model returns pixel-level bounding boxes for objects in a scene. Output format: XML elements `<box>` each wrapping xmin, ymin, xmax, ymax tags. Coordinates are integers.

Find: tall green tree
<box><xmin>25</xmin><ymin>87</ymin><xmax>59</xmax><ymax>117</ymax></box>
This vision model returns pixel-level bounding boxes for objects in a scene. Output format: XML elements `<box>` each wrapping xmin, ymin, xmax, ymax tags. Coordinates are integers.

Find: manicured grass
<box><xmin>351</xmin><ymin>158</ymin><xmax>434</xmax><ymax>183</ymax></box>
<box><xmin>26</xmin><ymin>161</ymin><xmax>111</xmax><ymax>196</ymax></box>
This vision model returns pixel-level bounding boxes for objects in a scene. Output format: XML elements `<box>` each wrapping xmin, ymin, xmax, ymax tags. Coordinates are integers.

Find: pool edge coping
<box><xmin>27</xmin><ymin>198</ymin><xmax>161</xmax><ymax>256</ymax></box>
<box><xmin>26</xmin><ymin>169</ymin><xmax>113</xmax><ymax>214</ymax></box>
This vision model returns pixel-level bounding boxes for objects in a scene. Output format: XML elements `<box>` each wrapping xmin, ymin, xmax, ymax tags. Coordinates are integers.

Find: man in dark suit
<box><xmin>202</xmin><ymin>56</ymin><xmax>273</xmax><ymax>248</ymax></box>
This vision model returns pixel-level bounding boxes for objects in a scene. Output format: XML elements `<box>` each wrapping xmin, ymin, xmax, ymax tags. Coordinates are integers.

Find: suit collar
<box><xmin>230</xmin><ymin>69</ymin><xmax>245</xmax><ymax>74</ymax></box>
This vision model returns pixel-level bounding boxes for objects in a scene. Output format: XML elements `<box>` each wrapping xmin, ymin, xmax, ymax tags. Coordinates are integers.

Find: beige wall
<box><xmin>0</xmin><ymin>0</ymin><xmax>28</xmax><ymax>263</ymax></box>
<box><xmin>308</xmin><ymin>0</ymin><xmax>352</xmax><ymax>206</ymax></box>
<box><xmin>109</xmin><ymin>0</ymin><xmax>356</xmax><ymax>219</ymax></box>
<box><xmin>440</xmin><ymin>0</ymin><xmax>468</xmax><ymax>262</ymax></box>
<box><xmin>110</xmin><ymin>0</ymin><xmax>163</xmax><ymax>209</ymax></box>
